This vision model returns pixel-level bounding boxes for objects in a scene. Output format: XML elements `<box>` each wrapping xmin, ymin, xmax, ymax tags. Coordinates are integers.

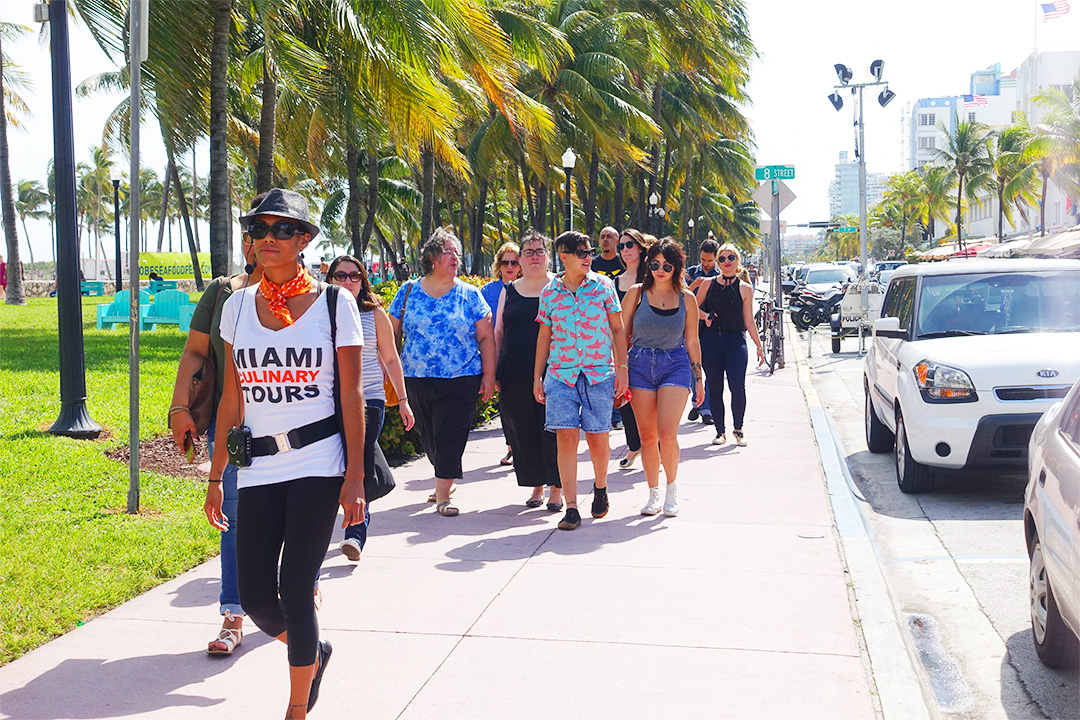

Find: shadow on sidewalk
<box><xmin>0</xmin><ymin>640</ymin><xmax>271</xmax><ymax>719</ymax></box>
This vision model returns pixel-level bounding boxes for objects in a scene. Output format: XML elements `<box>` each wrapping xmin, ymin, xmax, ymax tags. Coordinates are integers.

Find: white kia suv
<box><xmin>863</xmin><ymin>259</ymin><xmax>1080</xmax><ymax>492</ymax></box>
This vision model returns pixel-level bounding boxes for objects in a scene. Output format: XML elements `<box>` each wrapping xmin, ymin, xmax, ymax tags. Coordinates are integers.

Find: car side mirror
<box><xmin>873</xmin><ymin>317</ymin><xmax>906</xmax><ymax>339</ymax></box>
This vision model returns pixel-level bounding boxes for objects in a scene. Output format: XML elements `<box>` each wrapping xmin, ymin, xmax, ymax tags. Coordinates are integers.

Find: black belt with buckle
<box><xmin>249</xmin><ymin>416</ymin><xmax>340</xmax><ymax>458</ymax></box>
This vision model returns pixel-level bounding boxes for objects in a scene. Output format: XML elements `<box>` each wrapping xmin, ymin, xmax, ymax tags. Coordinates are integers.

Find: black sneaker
<box><xmin>307</xmin><ymin>640</ymin><xmax>333</xmax><ymax>711</ymax></box>
<box><xmin>557</xmin><ymin>507</ymin><xmax>582</xmax><ymax>530</ymax></box>
<box><xmin>591</xmin><ymin>486</ymin><xmax>609</xmax><ymax>518</ymax></box>
<box><xmin>687</xmin><ymin>407</ymin><xmax>700</xmax><ymax>421</ymax></box>
<box><xmin>702</xmin><ymin>414</ymin><xmax>715</xmax><ymax>426</ymax></box>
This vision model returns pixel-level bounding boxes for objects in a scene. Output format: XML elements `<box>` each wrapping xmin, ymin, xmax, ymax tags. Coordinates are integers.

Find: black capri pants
<box><xmin>237</xmin><ymin>475</ymin><xmax>342</xmax><ymax>667</ymax></box>
<box><xmin>406</xmin><ymin>374</ymin><xmax>482</xmax><ymax>479</ymax></box>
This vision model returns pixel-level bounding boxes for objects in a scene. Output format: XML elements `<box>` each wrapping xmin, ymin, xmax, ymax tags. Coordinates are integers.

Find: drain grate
<box><xmin>906</xmin><ymin>613</ymin><xmax>974</xmax><ymax>714</ymax></box>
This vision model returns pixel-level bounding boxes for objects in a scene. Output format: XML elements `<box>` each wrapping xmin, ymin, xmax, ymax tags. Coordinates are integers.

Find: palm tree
<box><xmin>15</xmin><ymin>179</ymin><xmax>48</xmax><ymax>266</ymax></box>
<box><xmin>1034</xmin><ymin>74</ymin><xmax>1080</xmax><ymax>202</ymax></box>
<box><xmin>908</xmin><ymin>165</ymin><xmax>954</xmax><ymax>247</ymax></box>
<box><xmin>934</xmin><ymin>117</ymin><xmax>993</xmax><ymax>249</ymax></box>
<box><xmin>989</xmin><ymin>123</ymin><xmax>1039</xmax><ymax>240</ymax></box>
<box><xmin>1</xmin><ymin>21</ymin><xmax>31</xmax><ymax>304</ymax></box>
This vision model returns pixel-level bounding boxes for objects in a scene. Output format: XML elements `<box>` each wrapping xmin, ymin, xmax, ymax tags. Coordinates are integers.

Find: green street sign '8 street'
<box><xmin>754</xmin><ymin>165</ymin><xmax>795</xmax><ymax>181</ymax></box>
<box><xmin>834</xmin><ymin>226</ymin><xmax>858</xmax><ymax>233</ymax></box>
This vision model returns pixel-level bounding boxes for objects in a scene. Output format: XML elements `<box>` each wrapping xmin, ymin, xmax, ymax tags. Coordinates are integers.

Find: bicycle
<box><xmin>759</xmin><ymin>298</ymin><xmax>785</xmax><ymax>374</ymax></box>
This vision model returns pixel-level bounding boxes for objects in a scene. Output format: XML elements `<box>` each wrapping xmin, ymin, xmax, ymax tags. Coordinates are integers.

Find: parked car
<box><xmin>863</xmin><ymin>259</ymin><xmax>1080</xmax><ymax>492</ymax></box>
<box><xmin>1024</xmin><ymin>379</ymin><xmax>1080</xmax><ymax>668</ymax></box>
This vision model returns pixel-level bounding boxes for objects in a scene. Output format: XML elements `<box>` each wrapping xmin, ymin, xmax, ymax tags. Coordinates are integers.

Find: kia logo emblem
<box><xmin>1037</xmin><ymin>369</ymin><xmax>1060</xmax><ymax>379</ymax></box>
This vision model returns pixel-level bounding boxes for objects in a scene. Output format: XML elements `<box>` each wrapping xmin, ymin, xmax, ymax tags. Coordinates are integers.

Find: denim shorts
<box><xmin>628</xmin><ymin>345</ymin><xmax>695</xmax><ymax>393</ymax></box>
<box><xmin>544</xmin><ymin>372</ymin><xmax>615</xmax><ymax>434</ymax></box>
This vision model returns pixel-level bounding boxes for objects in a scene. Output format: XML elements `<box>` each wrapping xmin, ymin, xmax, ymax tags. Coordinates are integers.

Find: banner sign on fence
<box><xmin>138</xmin><ymin>252</ymin><xmax>211</xmax><ymax>280</ymax></box>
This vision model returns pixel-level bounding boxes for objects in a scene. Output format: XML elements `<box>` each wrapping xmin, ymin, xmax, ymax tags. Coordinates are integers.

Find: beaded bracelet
<box><xmin>168</xmin><ymin>404</ymin><xmax>190</xmax><ymax>417</ymax></box>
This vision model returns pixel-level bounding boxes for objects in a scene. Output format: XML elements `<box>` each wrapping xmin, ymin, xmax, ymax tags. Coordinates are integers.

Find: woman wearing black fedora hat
<box><xmin>208</xmin><ymin>188</ymin><xmax>367</xmax><ymax>718</ymax></box>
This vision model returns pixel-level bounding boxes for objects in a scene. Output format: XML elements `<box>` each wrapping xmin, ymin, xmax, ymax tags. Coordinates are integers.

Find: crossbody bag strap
<box><xmin>395</xmin><ymin>280</ymin><xmax>414</xmax><ymax>349</ymax></box>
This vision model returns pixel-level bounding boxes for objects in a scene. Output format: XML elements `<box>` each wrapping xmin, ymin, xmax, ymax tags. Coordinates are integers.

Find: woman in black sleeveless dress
<box><xmin>494</xmin><ymin>232</ymin><xmax>562</xmax><ymax>509</ymax></box>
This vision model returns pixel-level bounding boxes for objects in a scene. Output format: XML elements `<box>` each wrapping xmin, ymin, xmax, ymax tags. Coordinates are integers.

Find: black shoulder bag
<box><xmin>327</xmin><ymin>285</ymin><xmax>396</xmax><ymax>502</ymax></box>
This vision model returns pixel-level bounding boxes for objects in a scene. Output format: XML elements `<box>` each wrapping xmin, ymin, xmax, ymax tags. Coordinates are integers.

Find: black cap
<box><xmin>239</xmin><ymin>188</ymin><xmax>320</xmax><ymax>239</ymax></box>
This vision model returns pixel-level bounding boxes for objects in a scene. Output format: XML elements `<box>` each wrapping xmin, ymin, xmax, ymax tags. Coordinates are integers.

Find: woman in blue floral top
<box><xmin>388</xmin><ymin>228</ymin><xmax>496</xmax><ymax>516</ymax></box>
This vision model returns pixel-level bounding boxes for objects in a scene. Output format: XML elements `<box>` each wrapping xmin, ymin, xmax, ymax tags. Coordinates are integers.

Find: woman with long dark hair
<box><xmin>327</xmin><ymin>255</ymin><xmax>413</xmax><ymax>560</ymax></box>
<box><xmin>622</xmin><ymin>239</ymin><xmax>704</xmax><ymax>516</ymax></box>
<box><xmin>208</xmin><ymin>189</ymin><xmax>366</xmax><ymax>718</ymax></box>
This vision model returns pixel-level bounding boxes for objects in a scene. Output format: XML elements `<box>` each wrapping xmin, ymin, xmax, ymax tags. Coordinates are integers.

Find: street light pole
<box><xmin>648</xmin><ymin>192</ymin><xmax>658</xmax><ymax>236</ymax></box>
<box><xmin>46</xmin><ymin>0</ymin><xmax>101</xmax><ymax>439</ymax></box>
<box><xmin>111</xmin><ymin>170</ymin><xmax>122</xmax><ymax>293</ymax></box>
<box><xmin>561</xmin><ymin>147</ymin><xmax>577</xmax><ymax>273</ymax></box>
<box><xmin>687</xmin><ymin>217</ymin><xmax>694</xmax><ymax>255</ymax></box>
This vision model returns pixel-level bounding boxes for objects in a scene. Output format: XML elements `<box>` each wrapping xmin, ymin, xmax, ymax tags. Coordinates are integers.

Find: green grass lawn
<box><xmin>0</xmin><ymin>296</ymin><xmax>218</xmax><ymax>664</ymax></box>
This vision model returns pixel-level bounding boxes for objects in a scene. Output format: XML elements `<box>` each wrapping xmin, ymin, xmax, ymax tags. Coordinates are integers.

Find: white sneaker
<box><xmin>664</xmin><ymin>483</ymin><xmax>679</xmax><ymax>516</ymax></box>
<box><xmin>712</xmin><ymin>433</ymin><xmax>726</xmax><ymax>446</ymax></box>
<box><xmin>733</xmin><ymin>430</ymin><xmax>747</xmax><ymax>447</ymax></box>
<box><xmin>641</xmin><ymin>486</ymin><xmax>663</xmax><ymax>515</ymax></box>
<box><xmin>339</xmin><ymin>538</ymin><xmax>362</xmax><ymax>562</ymax></box>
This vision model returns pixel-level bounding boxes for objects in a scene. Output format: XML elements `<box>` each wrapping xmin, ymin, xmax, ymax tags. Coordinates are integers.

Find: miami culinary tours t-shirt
<box><xmin>219</xmin><ymin>286</ymin><xmax>364</xmax><ymax>489</ymax></box>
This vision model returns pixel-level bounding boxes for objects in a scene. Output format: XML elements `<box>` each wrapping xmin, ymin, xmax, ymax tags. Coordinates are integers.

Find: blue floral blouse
<box><xmin>388</xmin><ymin>278</ymin><xmax>491</xmax><ymax>378</ymax></box>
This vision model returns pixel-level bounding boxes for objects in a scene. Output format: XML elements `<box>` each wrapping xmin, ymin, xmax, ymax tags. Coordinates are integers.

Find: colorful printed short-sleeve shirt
<box><xmin>388</xmin><ymin>278</ymin><xmax>491</xmax><ymax>378</ymax></box>
<box><xmin>536</xmin><ymin>271</ymin><xmax>621</xmax><ymax>386</ymax></box>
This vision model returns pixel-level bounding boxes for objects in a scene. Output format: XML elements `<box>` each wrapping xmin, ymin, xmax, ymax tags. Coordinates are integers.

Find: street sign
<box><xmin>834</xmin><ymin>226</ymin><xmax>857</xmax><ymax>233</ymax></box>
<box><xmin>751</xmin><ymin>180</ymin><xmax>795</xmax><ymax>217</ymax></box>
<box><xmin>755</xmin><ymin>165</ymin><xmax>795</xmax><ymax>181</ymax></box>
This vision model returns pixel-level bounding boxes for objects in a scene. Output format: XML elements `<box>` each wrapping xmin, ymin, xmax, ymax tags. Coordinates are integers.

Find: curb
<box><xmin>788</xmin><ymin>322</ymin><xmax>936</xmax><ymax>720</ymax></box>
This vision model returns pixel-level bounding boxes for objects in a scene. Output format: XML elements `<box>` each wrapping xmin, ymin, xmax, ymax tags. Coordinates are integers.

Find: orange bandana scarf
<box><xmin>259</xmin><ymin>265</ymin><xmax>314</xmax><ymax>326</ymax></box>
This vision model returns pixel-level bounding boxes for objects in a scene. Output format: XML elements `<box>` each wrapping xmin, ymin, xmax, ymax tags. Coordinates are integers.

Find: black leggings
<box><xmin>237</xmin><ymin>475</ymin><xmax>342</xmax><ymax>667</ymax></box>
<box><xmin>619</xmin><ymin>402</ymin><xmax>641</xmax><ymax>452</ymax></box>
<box><xmin>406</xmin><ymin>375</ymin><xmax>481</xmax><ymax>478</ymax></box>
<box><xmin>700</xmin><ymin>330</ymin><xmax>748</xmax><ymax>433</ymax></box>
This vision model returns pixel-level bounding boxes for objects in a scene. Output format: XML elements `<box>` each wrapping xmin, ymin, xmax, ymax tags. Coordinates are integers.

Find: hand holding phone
<box><xmin>184</xmin><ymin>431</ymin><xmax>196</xmax><ymax>464</ymax></box>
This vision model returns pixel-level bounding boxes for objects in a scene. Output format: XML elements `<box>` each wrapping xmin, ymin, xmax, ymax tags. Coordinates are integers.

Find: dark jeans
<box><xmin>237</xmin><ymin>475</ymin><xmax>343</xmax><ymax>666</ymax></box>
<box><xmin>344</xmin><ymin>400</ymin><xmax>385</xmax><ymax>549</ymax></box>
<box><xmin>406</xmin><ymin>375</ymin><xmax>482</xmax><ymax>479</ymax></box>
<box><xmin>700</xmin><ymin>330</ymin><xmax>748</xmax><ymax>433</ymax></box>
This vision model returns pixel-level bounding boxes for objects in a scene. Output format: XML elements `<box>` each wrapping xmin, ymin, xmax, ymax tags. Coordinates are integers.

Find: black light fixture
<box><xmin>834</xmin><ymin>63</ymin><xmax>852</xmax><ymax>85</ymax></box>
<box><xmin>828</xmin><ymin>92</ymin><xmax>844</xmax><ymax>112</ymax></box>
<box><xmin>869</xmin><ymin>59</ymin><xmax>885</xmax><ymax>82</ymax></box>
<box><xmin>878</xmin><ymin>87</ymin><xmax>896</xmax><ymax>108</ymax></box>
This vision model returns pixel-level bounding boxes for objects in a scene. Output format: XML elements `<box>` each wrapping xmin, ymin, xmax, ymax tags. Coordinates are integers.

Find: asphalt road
<box><xmin>798</xmin><ymin>325</ymin><xmax>1079</xmax><ymax>720</ymax></box>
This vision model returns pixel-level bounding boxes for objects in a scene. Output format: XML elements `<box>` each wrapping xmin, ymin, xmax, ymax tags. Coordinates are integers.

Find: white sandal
<box><xmin>207</xmin><ymin>611</ymin><xmax>243</xmax><ymax>655</ymax></box>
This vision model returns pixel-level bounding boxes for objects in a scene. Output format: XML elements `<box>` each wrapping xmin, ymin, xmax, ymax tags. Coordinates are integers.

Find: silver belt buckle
<box><xmin>273</xmin><ymin>432</ymin><xmax>292</xmax><ymax>453</ymax></box>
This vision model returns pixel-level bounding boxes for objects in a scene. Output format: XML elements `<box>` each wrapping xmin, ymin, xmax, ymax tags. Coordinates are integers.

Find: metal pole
<box><xmin>48</xmin><ymin>0</ymin><xmax>101</xmax><ymax>439</ymax></box>
<box><xmin>127</xmin><ymin>0</ymin><xmax>143</xmax><ymax>514</ymax></box>
<box><xmin>858</xmin><ymin>85</ymin><xmax>869</xmax><ymax>354</ymax></box>
<box><xmin>771</xmin><ymin>181</ymin><xmax>783</xmax><ymax>359</ymax></box>
<box><xmin>112</xmin><ymin>179</ymin><xmax>122</xmax><ymax>292</ymax></box>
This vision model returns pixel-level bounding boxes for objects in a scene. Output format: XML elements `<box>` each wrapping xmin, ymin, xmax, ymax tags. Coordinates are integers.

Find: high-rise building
<box><xmin>827</xmin><ymin>151</ymin><xmax>887</xmax><ymax>219</ymax></box>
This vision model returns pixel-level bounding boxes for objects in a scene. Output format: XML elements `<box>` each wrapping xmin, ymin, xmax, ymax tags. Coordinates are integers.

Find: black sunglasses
<box><xmin>561</xmin><ymin>247</ymin><xmax>596</xmax><ymax>259</ymax></box>
<box><xmin>617</xmin><ymin>240</ymin><xmax>639</xmax><ymax>252</ymax></box>
<box><xmin>332</xmin><ymin>271</ymin><xmax>363</xmax><ymax>282</ymax></box>
<box><xmin>649</xmin><ymin>261</ymin><xmax>675</xmax><ymax>273</ymax></box>
<box><xmin>500</xmin><ymin>259</ymin><xmax>520</xmax><ymax>267</ymax></box>
<box><xmin>719</xmin><ymin>253</ymin><xmax>738</xmax><ymax>263</ymax></box>
<box><xmin>247</xmin><ymin>221</ymin><xmax>304</xmax><ymax>240</ymax></box>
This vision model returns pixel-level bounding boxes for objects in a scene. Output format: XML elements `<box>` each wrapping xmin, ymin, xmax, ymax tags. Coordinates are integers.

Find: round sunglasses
<box><xmin>649</xmin><ymin>261</ymin><xmax>674</xmax><ymax>273</ymax></box>
<box><xmin>719</xmin><ymin>253</ymin><xmax>738</xmax><ymax>263</ymax></box>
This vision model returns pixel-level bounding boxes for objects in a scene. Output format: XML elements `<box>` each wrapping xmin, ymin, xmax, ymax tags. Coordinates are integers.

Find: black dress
<box><xmin>496</xmin><ymin>283</ymin><xmax>560</xmax><ymax>488</ymax></box>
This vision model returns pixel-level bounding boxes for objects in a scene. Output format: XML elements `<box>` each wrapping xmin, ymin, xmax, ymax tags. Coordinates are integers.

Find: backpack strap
<box><xmin>325</xmin><ymin>285</ymin><xmax>347</xmax><ymax>456</ymax></box>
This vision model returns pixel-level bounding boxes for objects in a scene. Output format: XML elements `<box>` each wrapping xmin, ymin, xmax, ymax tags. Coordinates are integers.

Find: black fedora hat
<box><xmin>239</xmin><ymin>188</ymin><xmax>320</xmax><ymax>239</ymax></box>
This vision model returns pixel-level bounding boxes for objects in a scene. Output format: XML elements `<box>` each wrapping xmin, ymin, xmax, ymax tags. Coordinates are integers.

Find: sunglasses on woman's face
<box><xmin>247</xmin><ymin>221</ymin><xmax>303</xmax><ymax>240</ymax></box>
<box><xmin>332</xmin><ymin>271</ymin><xmax>362</xmax><ymax>283</ymax></box>
<box><xmin>719</xmin><ymin>254</ymin><xmax>738</xmax><ymax>263</ymax></box>
<box><xmin>500</xmin><ymin>259</ymin><xmax>520</xmax><ymax>267</ymax></box>
<box><xmin>562</xmin><ymin>247</ymin><xmax>596</xmax><ymax>259</ymax></box>
<box><xmin>649</xmin><ymin>261</ymin><xmax>674</xmax><ymax>274</ymax></box>
<box><xmin>521</xmin><ymin>248</ymin><xmax>547</xmax><ymax>258</ymax></box>
<box><xmin>617</xmin><ymin>240</ymin><xmax>639</xmax><ymax>252</ymax></box>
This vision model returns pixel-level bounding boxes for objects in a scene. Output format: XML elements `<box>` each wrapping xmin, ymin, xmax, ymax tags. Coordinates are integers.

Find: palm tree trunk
<box><xmin>209</xmin><ymin>0</ymin><xmax>232</xmax><ymax>278</ymax></box>
<box><xmin>955</xmin><ymin>176</ymin><xmax>964</xmax><ymax>251</ymax></box>
<box><xmin>586</xmin><ymin>147</ymin><xmax>599</xmax><ymax>237</ymax></box>
<box><xmin>658</xmin><ymin>143</ymin><xmax>672</xmax><ymax>220</ymax></box>
<box><xmin>646</xmin><ymin>80</ymin><xmax>663</xmax><ymax>200</ymax></box>
<box><xmin>420</xmin><ymin>146</ymin><xmax>434</xmax><ymax>246</ymax></box>
<box><xmin>191</xmin><ymin>147</ymin><xmax>199</xmax><ymax>247</ymax></box>
<box><xmin>516</xmin><ymin>193</ymin><xmax>523</xmax><ymax>239</ymax></box>
<box><xmin>157</xmin><ymin>160</ymin><xmax>172</xmax><ymax>251</ymax></box>
<box><xmin>1040</xmin><ymin>173</ymin><xmax>1048</xmax><ymax>236</ymax></box>
<box><xmin>472</xmin><ymin>180</ymin><xmax>487</xmax><ymax>275</ymax></box>
<box><xmin>997</xmin><ymin>185</ymin><xmax>1005</xmax><ymax>241</ymax></box>
<box><xmin>21</xmin><ymin>219</ymin><xmax>35</xmax><ymax>266</ymax></box>
<box><xmin>372</xmin><ymin>221</ymin><xmax>399</xmax><ymax>269</ymax></box>
<box><xmin>613</xmin><ymin>165</ymin><xmax>624</xmax><ymax>231</ymax></box>
<box><xmin>520</xmin><ymin>161</ymin><xmax>535</xmax><ymax>229</ymax></box>
<box><xmin>0</xmin><ymin>33</ymin><xmax>24</xmax><ymax>304</ymax></box>
<box><xmin>170</xmin><ymin>158</ymin><xmax>204</xmax><ymax>290</ymax></box>
<box><xmin>536</xmin><ymin>182</ymin><xmax>547</xmax><ymax>231</ymax></box>
<box><xmin>359</xmin><ymin>149</ymin><xmax>378</xmax><ymax>254</ymax></box>
<box><xmin>346</xmin><ymin>143</ymin><xmax>362</xmax><ymax>257</ymax></box>
<box><xmin>255</xmin><ymin>58</ymin><xmax>277</xmax><ymax>193</ymax></box>
<box><xmin>493</xmin><ymin>181</ymin><xmax>505</xmax><ymax>246</ymax></box>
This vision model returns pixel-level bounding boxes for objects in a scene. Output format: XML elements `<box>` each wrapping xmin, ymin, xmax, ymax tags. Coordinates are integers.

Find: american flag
<box><xmin>964</xmin><ymin>94</ymin><xmax>988</xmax><ymax>108</ymax></box>
<box><xmin>1042</xmin><ymin>1</ymin><xmax>1070</xmax><ymax>20</ymax></box>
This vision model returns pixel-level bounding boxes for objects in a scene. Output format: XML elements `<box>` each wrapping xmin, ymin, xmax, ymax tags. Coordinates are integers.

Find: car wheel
<box><xmin>895</xmin><ymin>412</ymin><xmax>933</xmax><ymax>493</ymax></box>
<box><xmin>832</xmin><ymin>337</ymin><xmax>842</xmax><ymax>353</ymax></box>
<box><xmin>865</xmin><ymin>385</ymin><xmax>894</xmax><ymax>453</ymax></box>
<box><xmin>1030</xmin><ymin>538</ymin><xmax>1080</xmax><ymax>668</ymax></box>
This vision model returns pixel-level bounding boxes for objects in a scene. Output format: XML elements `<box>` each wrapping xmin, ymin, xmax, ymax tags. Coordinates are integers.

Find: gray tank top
<box><xmin>632</xmin><ymin>290</ymin><xmax>686</xmax><ymax>350</ymax></box>
<box><xmin>359</xmin><ymin>310</ymin><xmax>385</xmax><ymax>401</ymax></box>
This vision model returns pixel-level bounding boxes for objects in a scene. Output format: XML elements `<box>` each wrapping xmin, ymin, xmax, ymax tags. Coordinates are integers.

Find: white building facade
<box><xmin>828</xmin><ymin>151</ymin><xmax>886</xmax><ymax>219</ymax></box>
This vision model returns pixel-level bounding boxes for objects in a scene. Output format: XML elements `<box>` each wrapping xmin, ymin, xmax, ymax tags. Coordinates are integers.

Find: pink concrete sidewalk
<box><xmin>0</xmin><ymin>357</ymin><xmax>877</xmax><ymax>720</ymax></box>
